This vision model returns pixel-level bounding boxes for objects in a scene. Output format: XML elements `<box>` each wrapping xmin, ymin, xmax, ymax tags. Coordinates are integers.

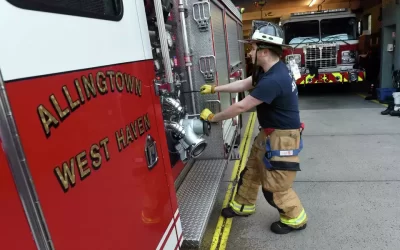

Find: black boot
<box><xmin>270</xmin><ymin>221</ymin><xmax>307</xmax><ymax>234</ymax></box>
<box><xmin>381</xmin><ymin>104</ymin><xmax>394</xmax><ymax>115</ymax></box>
<box><xmin>221</xmin><ymin>207</ymin><xmax>251</xmax><ymax>218</ymax></box>
<box><xmin>390</xmin><ymin>109</ymin><xmax>400</xmax><ymax>116</ymax></box>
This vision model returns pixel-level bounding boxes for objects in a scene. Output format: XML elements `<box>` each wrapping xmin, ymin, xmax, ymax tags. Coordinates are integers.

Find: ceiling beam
<box><xmin>241</xmin><ymin>0</ymin><xmax>360</xmax><ymax>21</ymax></box>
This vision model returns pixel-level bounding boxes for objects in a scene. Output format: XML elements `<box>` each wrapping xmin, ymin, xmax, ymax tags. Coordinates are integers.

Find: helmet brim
<box><xmin>238</xmin><ymin>38</ymin><xmax>293</xmax><ymax>48</ymax></box>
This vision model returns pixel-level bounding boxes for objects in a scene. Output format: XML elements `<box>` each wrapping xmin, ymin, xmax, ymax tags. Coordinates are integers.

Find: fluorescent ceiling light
<box><xmin>309</xmin><ymin>0</ymin><xmax>316</xmax><ymax>7</ymax></box>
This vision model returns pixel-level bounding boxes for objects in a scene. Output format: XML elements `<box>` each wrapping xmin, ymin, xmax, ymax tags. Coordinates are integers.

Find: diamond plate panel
<box><xmin>176</xmin><ymin>159</ymin><xmax>228</xmax><ymax>248</ymax></box>
<box><xmin>174</xmin><ymin>159</ymin><xmax>195</xmax><ymax>189</ymax></box>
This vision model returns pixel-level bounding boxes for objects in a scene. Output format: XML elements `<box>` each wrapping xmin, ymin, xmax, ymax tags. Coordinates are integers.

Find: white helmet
<box><xmin>239</xmin><ymin>20</ymin><xmax>291</xmax><ymax>48</ymax></box>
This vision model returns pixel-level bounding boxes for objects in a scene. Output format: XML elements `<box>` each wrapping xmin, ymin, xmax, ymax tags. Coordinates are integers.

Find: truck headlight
<box><xmin>285</xmin><ymin>54</ymin><xmax>301</xmax><ymax>66</ymax></box>
<box><xmin>342</xmin><ymin>50</ymin><xmax>356</xmax><ymax>64</ymax></box>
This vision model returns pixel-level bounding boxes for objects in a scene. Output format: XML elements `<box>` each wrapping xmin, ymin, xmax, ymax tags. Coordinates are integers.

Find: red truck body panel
<box><xmin>4</xmin><ymin>61</ymin><xmax>180</xmax><ymax>250</ymax></box>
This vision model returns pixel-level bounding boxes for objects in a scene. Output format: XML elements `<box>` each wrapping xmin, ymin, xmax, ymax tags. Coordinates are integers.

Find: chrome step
<box><xmin>176</xmin><ymin>159</ymin><xmax>228</xmax><ymax>249</ymax></box>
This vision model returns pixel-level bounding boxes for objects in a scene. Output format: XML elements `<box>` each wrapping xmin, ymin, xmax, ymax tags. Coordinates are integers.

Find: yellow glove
<box><xmin>200</xmin><ymin>84</ymin><xmax>216</xmax><ymax>94</ymax></box>
<box><xmin>200</xmin><ymin>108</ymin><xmax>214</xmax><ymax>121</ymax></box>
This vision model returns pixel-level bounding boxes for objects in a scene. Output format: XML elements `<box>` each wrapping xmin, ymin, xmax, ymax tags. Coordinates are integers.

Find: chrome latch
<box><xmin>199</xmin><ymin>55</ymin><xmax>216</xmax><ymax>83</ymax></box>
<box><xmin>193</xmin><ymin>1</ymin><xmax>211</xmax><ymax>32</ymax></box>
<box><xmin>145</xmin><ymin>135</ymin><xmax>158</xmax><ymax>170</ymax></box>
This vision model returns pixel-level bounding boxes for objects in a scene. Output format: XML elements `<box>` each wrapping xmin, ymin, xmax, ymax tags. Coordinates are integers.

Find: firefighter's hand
<box><xmin>200</xmin><ymin>108</ymin><xmax>214</xmax><ymax>122</ymax></box>
<box><xmin>200</xmin><ymin>84</ymin><xmax>215</xmax><ymax>94</ymax></box>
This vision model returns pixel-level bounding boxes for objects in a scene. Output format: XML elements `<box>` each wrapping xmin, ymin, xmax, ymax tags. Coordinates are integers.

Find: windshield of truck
<box><xmin>321</xmin><ymin>17</ymin><xmax>357</xmax><ymax>42</ymax></box>
<box><xmin>283</xmin><ymin>20</ymin><xmax>319</xmax><ymax>44</ymax></box>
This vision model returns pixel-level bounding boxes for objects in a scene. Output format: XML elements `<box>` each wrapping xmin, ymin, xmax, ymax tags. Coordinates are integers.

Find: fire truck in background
<box><xmin>0</xmin><ymin>0</ymin><xmax>245</xmax><ymax>249</ymax></box>
<box><xmin>281</xmin><ymin>8</ymin><xmax>366</xmax><ymax>85</ymax></box>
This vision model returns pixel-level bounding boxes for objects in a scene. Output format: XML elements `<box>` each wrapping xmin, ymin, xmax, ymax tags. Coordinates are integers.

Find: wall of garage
<box><xmin>355</xmin><ymin>0</ymin><xmax>382</xmax><ymax>85</ymax></box>
<box><xmin>380</xmin><ymin>1</ymin><xmax>400</xmax><ymax>88</ymax></box>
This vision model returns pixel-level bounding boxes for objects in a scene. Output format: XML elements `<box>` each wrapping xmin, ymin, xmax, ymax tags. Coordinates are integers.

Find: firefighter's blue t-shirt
<box><xmin>249</xmin><ymin>60</ymin><xmax>301</xmax><ymax>129</ymax></box>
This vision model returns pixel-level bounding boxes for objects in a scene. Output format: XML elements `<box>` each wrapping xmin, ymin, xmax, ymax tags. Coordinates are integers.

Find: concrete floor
<box><xmin>200</xmin><ymin>85</ymin><xmax>400</xmax><ymax>250</ymax></box>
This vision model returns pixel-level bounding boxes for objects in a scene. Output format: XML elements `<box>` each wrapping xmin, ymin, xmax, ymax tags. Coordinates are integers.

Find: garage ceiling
<box><xmin>234</xmin><ymin>0</ymin><xmax>361</xmax><ymax>35</ymax></box>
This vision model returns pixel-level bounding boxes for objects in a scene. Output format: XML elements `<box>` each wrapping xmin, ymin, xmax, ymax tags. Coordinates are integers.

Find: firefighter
<box><xmin>199</xmin><ymin>21</ymin><xmax>307</xmax><ymax>234</ymax></box>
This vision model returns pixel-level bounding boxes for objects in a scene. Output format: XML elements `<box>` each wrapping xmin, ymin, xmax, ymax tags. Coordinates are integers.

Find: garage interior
<box><xmin>199</xmin><ymin>0</ymin><xmax>400</xmax><ymax>249</ymax></box>
<box><xmin>235</xmin><ymin>0</ymin><xmax>399</xmax><ymax>108</ymax></box>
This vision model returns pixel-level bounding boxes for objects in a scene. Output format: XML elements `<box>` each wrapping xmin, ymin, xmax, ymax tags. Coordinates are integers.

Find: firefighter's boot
<box><xmin>381</xmin><ymin>104</ymin><xmax>394</xmax><ymax>115</ymax></box>
<box><xmin>221</xmin><ymin>206</ymin><xmax>252</xmax><ymax>218</ymax></box>
<box><xmin>390</xmin><ymin>109</ymin><xmax>400</xmax><ymax>116</ymax></box>
<box><xmin>270</xmin><ymin>221</ymin><xmax>307</xmax><ymax>234</ymax></box>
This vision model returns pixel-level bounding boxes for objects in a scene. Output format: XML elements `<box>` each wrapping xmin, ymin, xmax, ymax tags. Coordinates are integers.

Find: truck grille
<box><xmin>305</xmin><ymin>44</ymin><xmax>337</xmax><ymax>68</ymax></box>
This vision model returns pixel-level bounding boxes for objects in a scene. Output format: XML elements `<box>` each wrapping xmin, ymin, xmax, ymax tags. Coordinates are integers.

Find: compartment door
<box><xmin>226</xmin><ymin>15</ymin><xmax>241</xmax><ymax>70</ymax></box>
<box><xmin>210</xmin><ymin>2</ymin><xmax>233</xmax><ymax>148</ymax></box>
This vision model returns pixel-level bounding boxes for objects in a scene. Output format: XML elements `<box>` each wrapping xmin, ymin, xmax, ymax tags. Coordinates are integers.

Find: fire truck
<box><xmin>0</xmin><ymin>0</ymin><xmax>245</xmax><ymax>249</ymax></box>
<box><xmin>281</xmin><ymin>8</ymin><xmax>366</xmax><ymax>85</ymax></box>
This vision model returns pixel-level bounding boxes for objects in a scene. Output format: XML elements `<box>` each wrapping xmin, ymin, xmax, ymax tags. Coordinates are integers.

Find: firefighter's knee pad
<box><xmin>262</xmin><ymin>189</ymin><xmax>284</xmax><ymax>213</ymax></box>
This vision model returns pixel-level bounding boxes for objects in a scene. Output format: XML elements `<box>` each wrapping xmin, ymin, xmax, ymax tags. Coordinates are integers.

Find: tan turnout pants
<box><xmin>230</xmin><ymin>129</ymin><xmax>307</xmax><ymax>228</ymax></box>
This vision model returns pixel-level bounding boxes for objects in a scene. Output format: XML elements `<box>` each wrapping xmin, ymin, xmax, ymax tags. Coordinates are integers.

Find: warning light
<box><xmin>291</xmin><ymin>8</ymin><xmax>348</xmax><ymax>17</ymax></box>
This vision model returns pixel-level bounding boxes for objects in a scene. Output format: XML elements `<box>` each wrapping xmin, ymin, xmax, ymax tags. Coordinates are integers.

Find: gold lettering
<box><xmin>62</xmin><ymin>86</ymin><xmax>80</xmax><ymax>111</ymax></box>
<box><xmin>50</xmin><ymin>94</ymin><xmax>70</xmax><ymax>121</ymax></box>
<box><xmin>37</xmin><ymin>105</ymin><xmax>59</xmax><ymax>138</ymax></box>
<box><xmin>138</xmin><ymin>117</ymin><xmax>145</xmax><ymax>135</ymax></box>
<box><xmin>125</xmin><ymin>74</ymin><xmax>133</xmax><ymax>93</ymax></box>
<box><xmin>74</xmin><ymin>79</ymin><xmax>85</xmax><ymax>103</ymax></box>
<box><xmin>115</xmin><ymin>129</ymin><xmax>126</xmax><ymax>152</ymax></box>
<box><xmin>115</xmin><ymin>72</ymin><xmax>124</xmax><ymax>92</ymax></box>
<box><xmin>82</xmin><ymin>74</ymin><xmax>97</xmax><ymax>100</ymax></box>
<box><xmin>130</xmin><ymin>120</ymin><xmax>138</xmax><ymax>139</ymax></box>
<box><xmin>97</xmin><ymin>72</ymin><xmax>108</xmax><ymax>95</ymax></box>
<box><xmin>76</xmin><ymin>151</ymin><xmax>90</xmax><ymax>180</ymax></box>
<box><xmin>90</xmin><ymin>144</ymin><xmax>102</xmax><ymax>170</ymax></box>
<box><xmin>135</xmin><ymin>78</ymin><xmax>142</xmax><ymax>97</ymax></box>
<box><xmin>99</xmin><ymin>137</ymin><xmax>110</xmax><ymax>161</ymax></box>
<box><xmin>144</xmin><ymin>113</ymin><xmax>151</xmax><ymax>131</ymax></box>
<box><xmin>126</xmin><ymin>125</ymin><xmax>134</xmax><ymax>144</ymax></box>
<box><xmin>54</xmin><ymin>158</ymin><xmax>76</xmax><ymax>192</ymax></box>
<box><xmin>107</xmin><ymin>71</ymin><xmax>116</xmax><ymax>92</ymax></box>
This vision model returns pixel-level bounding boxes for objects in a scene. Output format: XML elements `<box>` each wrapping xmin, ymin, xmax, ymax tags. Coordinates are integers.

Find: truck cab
<box><xmin>281</xmin><ymin>8</ymin><xmax>366</xmax><ymax>85</ymax></box>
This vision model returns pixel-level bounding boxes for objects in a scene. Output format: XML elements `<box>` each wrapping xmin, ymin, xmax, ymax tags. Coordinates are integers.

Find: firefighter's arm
<box><xmin>200</xmin><ymin>94</ymin><xmax>262</xmax><ymax>122</ymax></box>
<box><xmin>199</xmin><ymin>76</ymin><xmax>252</xmax><ymax>94</ymax></box>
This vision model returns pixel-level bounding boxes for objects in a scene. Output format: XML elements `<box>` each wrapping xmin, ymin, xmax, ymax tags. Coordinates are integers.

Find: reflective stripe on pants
<box><xmin>231</xmin><ymin>129</ymin><xmax>308</xmax><ymax>227</ymax></box>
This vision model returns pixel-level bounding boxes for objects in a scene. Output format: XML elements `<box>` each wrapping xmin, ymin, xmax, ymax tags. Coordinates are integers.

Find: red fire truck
<box><xmin>0</xmin><ymin>0</ymin><xmax>245</xmax><ymax>249</ymax></box>
<box><xmin>281</xmin><ymin>8</ymin><xmax>366</xmax><ymax>85</ymax></box>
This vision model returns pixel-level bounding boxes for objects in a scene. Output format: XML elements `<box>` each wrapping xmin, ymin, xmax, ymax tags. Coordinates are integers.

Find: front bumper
<box><xmin>297</xmin><ymin>70</ymin><xmax>366</xmax><ymax>85</ymax></box>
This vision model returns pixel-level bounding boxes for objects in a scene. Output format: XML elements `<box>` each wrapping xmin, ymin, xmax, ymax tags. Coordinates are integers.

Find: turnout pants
<box><xmin>230</xmin><ymin>129</ymin><xmax>307</xmax><ymax>228</ymax></box>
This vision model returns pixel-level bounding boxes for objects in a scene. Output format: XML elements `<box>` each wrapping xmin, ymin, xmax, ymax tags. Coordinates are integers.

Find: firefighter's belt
<box><xmin>264</xmin><ymin>137</ymin><xmax>303</xmax><ymax>159</ymax></box>
<box><xmin>262</xmin><ymin>124</ymin><xmax>304</xmax><ymax>171</ymax></box>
